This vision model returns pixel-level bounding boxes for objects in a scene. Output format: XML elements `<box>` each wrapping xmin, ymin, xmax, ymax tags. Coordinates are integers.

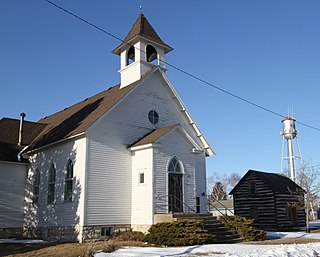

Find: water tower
<box><xmin>281</xmin><ymin>116</ymin><xmax>302</xmax><ymax>182</ymax></box>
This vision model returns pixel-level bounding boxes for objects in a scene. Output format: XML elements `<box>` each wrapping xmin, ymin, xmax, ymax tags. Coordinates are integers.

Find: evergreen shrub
<box><xmin>221</xmin><ymin>215</ymin><xmax>266</xmax><ymax>241</ymax></box>
<box><xmin>146</xmin><ymin>219</ymin><xmax>212</xmax><ymax>246</ymax></box>
<box><xmin>112</xmin><ymin>230</ymin><xmax>146</xmax><ymax>242</ymax></box>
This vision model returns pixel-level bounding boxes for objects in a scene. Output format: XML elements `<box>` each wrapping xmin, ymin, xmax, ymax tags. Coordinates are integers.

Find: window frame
<box><xmin>148</xmin><ymin>110</ymin><xmax>159</xmax><ymax>125</ymax></box>
<box><xmin>64</xmin><ymin>159</ymin><xmax>74</xmax><ymax>202</ymax></box>
<box><xmin>168</xmin><ymin>156</ymin><xmax>181</xmax><ymax>173</ymax></box>
<box><xmin>139</xmin><ymin>172</ymin><xmax>145</xmax><ymax>184</ymax></box>
<box><xmin>47</xmin><ymin>163</ymin><xmax>56</xmax><ymax>205</ymax></box>
<box><xmin>100</xmin><ymin>227</ymin><xmax>113</xmax><ymax>237</ymax></box>
<box><xmin>248</xmin><ymin>181</ymin><xmax>256</xmax><ymax>196</ymax></box>
<box><xmin>250</xmin><ymin>207</ymin><xmax>259</xmax><ymax>221</ymax></box>
<box><xmin>33</xmin><ymin>168</ymin><xmax>40</xmax><ymax>205</ymax></box>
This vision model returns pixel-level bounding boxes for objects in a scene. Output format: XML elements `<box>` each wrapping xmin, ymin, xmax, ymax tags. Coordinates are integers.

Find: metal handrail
<box><xmin>170</xmin><ymin>194</ymin><xmax>197</xmax><ymax>214</ymax></box>
<box><xmin>155</xmin><ymin>194</ymin><xmax>198</xmax><ymax>214</ymax></box>
<box><xmin>154</xmin><ymin>194</ymin><xmax>234</xmax><ymax>219</ymax></box>
<box><xmin>155</xmin><ymin>194</ymin><xmax>208</xmax><ymax>231</ymax></box>
<box><xmin>207</xmin><ymin>196</ymin><xmax>234</xmax><ymax>216</ymax></box>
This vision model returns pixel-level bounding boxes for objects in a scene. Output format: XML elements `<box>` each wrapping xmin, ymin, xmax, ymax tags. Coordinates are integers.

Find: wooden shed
<box><xmin>230</xmin><ymin>170</ymin><xmax>306</xmax><ymax>231</ymax></box>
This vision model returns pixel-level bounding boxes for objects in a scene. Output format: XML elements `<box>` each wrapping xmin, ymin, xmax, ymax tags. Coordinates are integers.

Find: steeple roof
<box><xmin>112</xmin><ymin>14</ymin><xmax>173</xmax><ymax>54</ymax></box>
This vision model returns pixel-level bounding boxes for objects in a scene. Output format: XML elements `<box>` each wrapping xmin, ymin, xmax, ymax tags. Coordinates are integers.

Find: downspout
<box><xmin>151</xmin><ymin>147</ymin><xmax>155</xmax><ymax>225</ymax></box>
<box><xmin>17</xmin><ymin>113</ymin><xmax>28</xmax><ymax>162</ymax></box>
<box><xmin>18</xmin><ymin>112</ymin><xmax>26</xmax><ymax>146</ymax></box>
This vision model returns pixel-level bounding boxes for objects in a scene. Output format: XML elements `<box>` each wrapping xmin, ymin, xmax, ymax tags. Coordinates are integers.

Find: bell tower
<box><xmin>112</xmin><ymin>14</ymin><xmax>173</xmax><ymax>88</ymax></box>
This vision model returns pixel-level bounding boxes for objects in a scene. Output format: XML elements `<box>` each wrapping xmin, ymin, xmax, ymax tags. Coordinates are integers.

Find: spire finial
<box><xmin>140</xmin><ymin>0</ymin><xmax>143</xmax><ymax>14</ymax></box>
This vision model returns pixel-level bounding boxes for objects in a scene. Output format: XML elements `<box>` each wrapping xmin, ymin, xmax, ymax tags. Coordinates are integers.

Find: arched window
<box><xmin>146</xmin><ymin>45</ymin><xmax>157</xmax><ymax>63</ymax></box>
<box><xmin>168</xmin><ymin>156</ymin><xmax>181</xmax><ymax>173</ymax></box>
<box><xmin>127</xmin><ymin>46</ymin><xmax>135</xmax><ymax>65</ymax></box>
<box><xmin>47</xmin><ymin>163</ymin><xmax>56</xmax><ymax>204</ymax></box>
<box><xmin>33</xmin><ymin>168</ymin><xmax>40</xmax><ymax>204</ymax></box>
<box><xmin>64</xmin><ymin>159</ymin><xmax>73</xmax><ymax>202</ymax></box>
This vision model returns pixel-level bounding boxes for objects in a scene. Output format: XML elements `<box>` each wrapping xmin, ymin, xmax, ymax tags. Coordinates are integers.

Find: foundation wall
<box><xmin>23</xmin><ymin>224</ymin><xmax>131</xmax><ymax>242</ymax></box>
<box><xmin>0</xmin><ymin>227</ymin><xmax>23</xmax><ymax>239</ymax></box>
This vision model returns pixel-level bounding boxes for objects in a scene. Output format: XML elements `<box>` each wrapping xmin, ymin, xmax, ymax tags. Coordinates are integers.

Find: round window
<box><xmin>148</xmin><ymin>110</ymin><xmax>159</xmax><ymax>125</ymax></box>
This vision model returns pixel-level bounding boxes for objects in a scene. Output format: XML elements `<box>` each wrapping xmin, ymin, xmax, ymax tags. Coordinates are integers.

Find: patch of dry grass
<box><xmin>1</xmin><ymin>237</ymin><xmax>320</xmax><ymax>257</ymax></box>
<box><xmin>311</xmin><ymin>228</ymin><xmax>320</xmax><ymax>233</ymax></box>
<box><xmin>0</xmin><ymin>240</ymin><xmax>146</xmax><ymax>257</ymax></box>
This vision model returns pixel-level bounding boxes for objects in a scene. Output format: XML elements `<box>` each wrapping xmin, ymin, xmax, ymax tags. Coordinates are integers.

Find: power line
<box><xmin>43</xmin><ymin>0</ymin><xmax>320</xmax><ymax>132</ymax></box>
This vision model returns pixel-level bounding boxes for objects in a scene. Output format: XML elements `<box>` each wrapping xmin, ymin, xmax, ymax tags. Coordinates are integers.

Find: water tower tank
<box><xmin>281</xmin><ymin>116</ymin><xmax>297</xmax><ymax>140</ymax></box>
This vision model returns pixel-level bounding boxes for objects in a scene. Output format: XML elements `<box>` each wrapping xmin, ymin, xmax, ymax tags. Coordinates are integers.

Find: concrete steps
<box><xmin>173</xmin><ymin>213</ymin><xmax>242</xmax><ymax>244</ymax></box>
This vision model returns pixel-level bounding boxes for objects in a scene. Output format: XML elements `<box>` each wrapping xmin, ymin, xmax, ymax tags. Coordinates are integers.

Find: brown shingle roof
<box><xmin>27</xmin><ymin>77</ymin><xmax>145</xmax><ymax>151</ymax></box>
<box><xmin>112</xmin><ymin>14</ymin><xmax>173</xmax><ymax>54</ymax></box>
<box><xmin>0</xmin><ymin>118</ymin><xmax>46</xmax><ymax>146</ymax></box>
<box><xmin>0</xmin><ymin>142</ymin><xmax>24</xmax><ymax>162</ymax></box>
<box><xmin>129</xmin><ymin>125</ymin><xmax>178</xmax><ymax>148</ymax></box>
<box><xmin>0</xmin><ymin>118</ymin><xmax>46</xmax><ymax>161</ymax></box>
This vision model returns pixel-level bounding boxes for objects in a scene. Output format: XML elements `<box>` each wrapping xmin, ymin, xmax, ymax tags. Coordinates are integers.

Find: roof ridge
<box><xmin>230</xmin><ymin>169</ymin><xmax>305</xmax><ymax>195</ymax></box>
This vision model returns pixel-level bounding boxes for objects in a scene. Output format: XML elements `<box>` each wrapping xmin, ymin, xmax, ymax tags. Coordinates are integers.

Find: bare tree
<box><xmin>207</xmin><ymin>172</ymin><xmax>226</xmax><ymax>194</ymax></box>
<box><xmin>295</xmin><ymin>162</ymin><xmax>320</xmax><ymax>223</ymax></box>
<box><xmin>207</xmin><ymin>171</ymin><xmax>242</xmax><ymax>200</ymax></box>
<box><xmin>227</xmin><ymin>172</ymin><xmax>242</xmax><ymax>190</ymax></box>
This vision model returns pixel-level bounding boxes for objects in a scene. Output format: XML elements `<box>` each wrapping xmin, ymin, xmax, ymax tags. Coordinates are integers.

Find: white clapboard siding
<box><xmin>85</xmin><ymin>130</ymin><xmax>133</xmax><ymax>225</ymax></box>
<box><xmin>154</xmin><ymin>129</ymin><xmax>197</xmax><ymax>213</ymax></box>
<box><xmin>0</xmin><ymin>162</ymin><xmax>28</xmax><ymax>227</ymax></box>
<box><xmin>194</xmin><ymin>154</ymin><xmax>207</xmax><ymax>212</ymax></box>
<box><xmin>131</xmin><ymin>148</ymin><xmax>153</xmax><ymax>225</ymax></box>
<box><xmin>74</xmin><ymin>71</ymin><xmax>207</xmax><ymax>225</ymax></box>
<box><xmin>24</xmin><ymin>137</ymin><xmax>86</xmax><ymax>228</ymax></box>
<box><xmin>85</xmin><ymin>72</ymin><xmax>207</xmax><ymax>222</ymax></box>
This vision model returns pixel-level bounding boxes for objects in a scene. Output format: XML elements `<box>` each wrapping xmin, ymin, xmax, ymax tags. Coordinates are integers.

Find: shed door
<box><xmin>288</xmin><ymin>207</ymin><xmax>298</xmax><ymax>227</ymax></box>
<box><xmin>168</xmin><ymin>173</ymin><xmax>183</xmax><ymax>213</ymax></box>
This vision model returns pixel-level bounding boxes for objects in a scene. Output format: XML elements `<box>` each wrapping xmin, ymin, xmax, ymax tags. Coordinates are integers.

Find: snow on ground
<box><xmin>96</xmin><ymin>223</ymin><xmax>320</xmax><ymax>257</ymax></box>
<box><xmin>2</xmin><ymin>222</ymin><xmax>320</xmax><ymax>257</ymax></box>
<box><xmin>268</xmin><ymin>231</ymin><xmax>320</xmax><ymax>240</ymax></box>
<box><xmin>0</xmin><ymin>239</ymin><xmax>45</xmax><ymax>244</ymax></box>
<box><xmin>95</xmin><ymin>243</ymin><xmax>320</xmax><ymax>257</ymax></box>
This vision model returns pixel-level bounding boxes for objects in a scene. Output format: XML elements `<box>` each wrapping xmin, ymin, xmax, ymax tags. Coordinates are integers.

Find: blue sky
<box><xmin>1</xmin><ymin>1</ymin><xmax>320</xmax><ymax>179</ymax></box>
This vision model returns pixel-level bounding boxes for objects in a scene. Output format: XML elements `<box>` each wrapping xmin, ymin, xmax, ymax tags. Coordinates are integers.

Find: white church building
<box><xmin>1</xmin><ymin>14</ymin><xmax>214</xmax><ymax>242</ymax></box>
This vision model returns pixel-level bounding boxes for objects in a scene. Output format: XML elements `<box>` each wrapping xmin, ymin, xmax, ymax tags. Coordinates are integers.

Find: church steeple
<box><xmin>112</xmin><ymin>14</ymin><xmax>173</xmax><ymax>88</ymax></box>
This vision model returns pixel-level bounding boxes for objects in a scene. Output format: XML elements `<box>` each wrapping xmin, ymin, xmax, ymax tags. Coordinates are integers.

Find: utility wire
<box><xmin>43</xmin><ymin>0</ymin><xmax>320</xmax><ymax>132</ymax></box>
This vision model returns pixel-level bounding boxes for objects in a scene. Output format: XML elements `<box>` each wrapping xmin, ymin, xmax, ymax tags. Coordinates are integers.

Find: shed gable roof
<box><xmin>229</xmin><ymin>169</ymin><xmax>305</xmax><ymax>195</ymax></box>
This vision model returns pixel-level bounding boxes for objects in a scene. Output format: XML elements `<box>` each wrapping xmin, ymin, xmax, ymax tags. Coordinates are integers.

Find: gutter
<box><xmin>23</xmin><ymin>132</ymin><xmax>86</xmax><ymax>156</ymax></box>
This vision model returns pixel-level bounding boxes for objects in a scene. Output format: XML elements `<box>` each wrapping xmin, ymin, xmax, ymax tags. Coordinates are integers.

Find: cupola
<box><xmin>112</xmin><ymin>14</ymin><xmax>173</xmax><ymax>88</ymax></box>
